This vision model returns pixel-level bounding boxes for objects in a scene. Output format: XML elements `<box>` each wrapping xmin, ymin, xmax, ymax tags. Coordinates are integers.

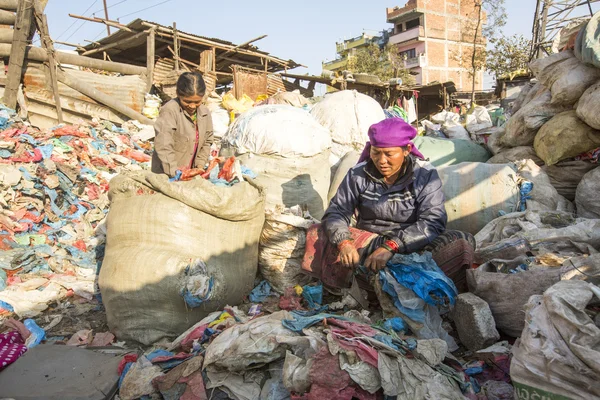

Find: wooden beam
<box><xmin>173</xmin><ymin>22</ymin><xmax>179</xmax><ymax>71</ymax></box>
<box><xmin>167</xmin><ymin>45</ymin><xmax>198</xmax><ymax>69</ymax></box>
<box><xmin>3</xmin><ymin>0</ymin><xmax>33</xmax><ymax>109</ymax></box>
<box><xmin>0</xmin><ymin>43</ymin><xmax>147</xmax><ymax>75</ymax></box>
<box><xmin>33</xmin><ymin>0</ymin><xmax>63</xmax><ymax>123</ymax></box>
<box><xmin>81</xmin><ymin>30</ymin><xmax>147</xmax><ymax>56</ymax></box>
<box><xmin>0</xmin><ymin>0</ymin><xmax>18</xmax><ymax>11</ymax></box>
<box><xmin>54</xmin><ymin>41</ymin><xmax>86</xmax><ymax>51</ymax></box>
<box><xmin>0</xmin><ymin>9</ymin><xmax>15</xmax><ymax>25</ymax></box>
<box><xmin>215</xmin><ymin>34</ymin><xmax>267</xmax><ymax>61</ymax></box>
<box><xmin>142</xmin><ymin>22</ymin><xmax>291</xmax><ymax>67</ymax></box>
<box><xmin>68</xmin><ymin>13</ymin><xmax>132</xmax><ymax>32</ymax></box>
<box><xmin>146</xmin><ymin>28</ymin><xmax>155</xmax><ymax>92</ymax></box>
<box><xmin>57</xmin><ymin>70</ymin><xmax>154</xmax><ymax>125</ymax></box>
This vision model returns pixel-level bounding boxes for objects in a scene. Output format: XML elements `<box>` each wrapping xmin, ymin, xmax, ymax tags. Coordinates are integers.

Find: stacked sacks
<box><xmin>99</xmin><ymin>172</ymin><xmax>265</xmax><ymax>345</ymax></box>
<box><xmin>491</xmin><ymin>46</ymin><xmax>600</xmax><ymax>206</ymax></box>
<box><xmin>222</xmin><ymin>105</ymin><xmax>332</xmax><ymax>291</ymax></box>
<box><xmin>310</xmin><ymin>90</ymin><xmax>385</xmax><ymax>168</ymax></box>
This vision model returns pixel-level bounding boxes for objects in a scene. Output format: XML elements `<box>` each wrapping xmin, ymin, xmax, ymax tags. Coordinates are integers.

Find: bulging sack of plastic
<box><xmin>432</xmin><ymin>111</ymin><xmax>471</xmax><ymax>140</ymax></box>
<box><xmin>413</xmin><ymin>136</ymin><xmax>491</xmax><ymax>167</ymax></box>
<box><xmin>543</xmin><ymin>159</ymin><xmax>598</xmax><ymax>201</ymax></box>
<box><xmin>437</xmin><ymin>162</ymin><xmax>519</xmax><ymax>235</ymax></box>
<box><xmin>510</xmin><ymin>82</ymin><xmax>534</xmax><ymax>113</ymax></box>
<box><xmin>576</xmin><ymin>81</ymin><xmax>600</xmax><ymax>130</ymax></box>
<box><xmin>328</xmin><ymin>150</ymin><xmax>361</xmax><ymax>203</ymax></box>
<box><xmin>574</xmin><ymin>12</ymin><xmax>600</xmax><ymax>69</ymax></box>
<box><xmin>475</xmin><ymin>210</ymin><xmax>600</xmax><ymax>257</ymax></box>
<box><xmin>529</xmin><ymin>50</ymin><xmax>574</xmax><ymax>78</ymax></box>
<box><xmin>515</xmin><ymin>159</ymin><xmax>574</xmax><ymax>213</ymax></box>
<box><xmin>259</xmin><ymin>206</ymin><xmax>317</xmax><ymax>293</ymax></box>
<box><xmin>485</xmin><ymin>126</ymin><xmax>508</xmax><ymax>155</ymax></box>
<box><xmin>237</xmin><ymin>151</ymin><xmax>331</xmax><ymax>220</ymax></box>
<box><xmin>546</xmin><ymin>57</ymin><xmax>600</xmax><ymax>106</ymax></box>
<box><xmin>99</xmin><ymin>171</ymin><xmax>265</xmax><ymax>345</ymax></box>
<box><xmin>223</xmin><ymin>105</ymin><xmax>331</xmax><ymax>158</ymax></box>
<box><xmin>465</xmin><ymin>106</ymin><xmax>493</xmax><ymax>134</ymax></box>
<box><xmin>310</xmin><ymin>90</ymin><xmax>385</xmax><ymax>166</ymax></box>
<box><xmin>467</xmin><ymin>267</ymin><xmax>561</xmax><ymax>337</ymax></box>
<box><xmin>487</xmin><ymin>146</ymin><xmax>543</xmax><ymax>166</ymax></box>
<box><xmin>510</xmin><ymin>280</ymin><xmax>600</xmax><ymax>400</ymax></box>
<box><xmin>534</xmin><ymin>110</ymin><xmax>600</xmax><ymax>166</ymax></box>
<box><xmin>502</xmin><ymin>90</ymin><xmax>570</xmax><ymax>147</ymax></box>
<box><xmin>576</xmin><ymin>167</ymin><xmax>600</xmax><ymax>218</ymax></box>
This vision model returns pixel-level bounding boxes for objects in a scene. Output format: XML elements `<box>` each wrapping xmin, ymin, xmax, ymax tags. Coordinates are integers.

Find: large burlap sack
<box><xmin>467</xmin><ymin>267</ymin><xmax>561</xmax><ymax>337</ymax></box>
<box><xmin>516</xmin><ymin>159</ymin><xmax>574</xmax><ymax>212</ymax></box>
<box><xmin>530</xmin><ymin>50</ymin><xmax>574</xmax><ymax>78</ymax></box>
<box><xmin>534</xmin><ymin>110</ymin><xmax>600</xmax><ymax>165</ymax></box>
<box><xmin>259</xmin><ymin>208</ymin><xmax>316</xmax><ymax>293</ymax></box>
<box><xmin>437</xmin><ymin>163</ymin><xmax>519</xmax><ymax>235</ymax></box>
<box><xmin>546</xmin><ymin>57</ymin><xmax>600</xmax><ymax>105</ymax></box>
<box><xmin>310</xmin><ymin>90</ymin><xmax>385</xmax><ymax>166</ymax></box>
<box><xmin>475</xmin><ymin>210</ymin><xmax>600</xmax><ymax>256</ymax></box>
<box><xmin>223</xmin><ymin>105</ymin><xmax>331</xmax><ymax>158</ymax></box>
<box><xmin>502</xmin><ymin>90</ymin><xmax>570</xmax><ymax>147</ymax></box>
<box><xmin>543</xmin><ymin>159</ymin><xmax>598</xmax><ymax>201</ymax></box>
<box><xmin>510</xmin><ymin>82</ymin><xmax>534</xmax><ymax>113</ymax></box>
<box><xmin>487</xmin><ymin>146</ymin><xmax>544</xmax><ymax>166</ymax></box>
<box><xmin>238</xmin><ymin>151</ymin><xmax>331</xmax><ymax>219</ymax></box>
<box><xmin>99</xmin><ymin>172</ymin><xmax>265</xmax><ymax>345</ymax></box>
<box><xmin>465</xmin><ymin>106</ymin><xmax>493</xmax><ymax>134</ymax></box>
<box><xmin>576</xmin><ymin>167</ymin><xmax>600</xmax><ymax>218</ymax></box>
<box><xmin>511</xmin><ymin>281</ymin><xmax>600</xmax><ymax>400</ymax></box>
<box><xmin>432</xmin><ymin>110</ymin><xmax>470</xmax><ymax>140</ymax></box>
<box><xmin>575</xmin><ymin>12</ymin><xmax>600</xmax><ymax>69</ymax></box>
<box><xmin>485</xmin><ymin>126</ymin><xmax>508</xmax><ymax>155</ymax></box>
<box><xmin>576</xmin><ymin>81</ymin><xmax>600</xmax><ymax>130</ymax></box>
<box><xmin>413</xmin><ymin>136</ymin><xmax>491</xmax><ymax>167</ymax></box>
<box><xmin>327</xmin><ymin>150</ymin><xmax>361</xmax><ymax>203</ymax></box>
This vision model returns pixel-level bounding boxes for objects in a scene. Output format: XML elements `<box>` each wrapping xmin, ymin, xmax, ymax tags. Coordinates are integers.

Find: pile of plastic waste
<box><xmin>0</xmin><ymin>105</ymin><xmax>153</xmax><ymax>319</ymax></box>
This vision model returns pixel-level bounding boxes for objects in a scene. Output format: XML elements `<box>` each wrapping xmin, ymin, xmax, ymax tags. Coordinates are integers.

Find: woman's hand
<box><xmin>365</xmin><ymin>247</ymin><xmax>393</xmax><ymax>272</ymax></box>
<box><xmin>339</xmin><ymin>241</ymin><xmax>360</xmax><ymax>268</ymax></box>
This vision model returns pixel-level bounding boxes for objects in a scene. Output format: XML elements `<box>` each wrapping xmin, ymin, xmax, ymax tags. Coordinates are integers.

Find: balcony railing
<box><xmin>404</xmin><ymin>53</ymin><xmax>426</xmax><ymax>68</ymax></box>
<box><xmin>389</xmin><ymin>26</ymin><xmax>424</xmax><ymax>45</ymax></box>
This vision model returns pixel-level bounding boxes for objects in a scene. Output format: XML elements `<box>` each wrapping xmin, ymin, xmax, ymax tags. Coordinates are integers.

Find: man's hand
<box><xmin>339</xmin><ymin>241</ymin><xmax>360</xmax><ymax>268</ymax></box>
<box><xmin>364</xmin><ymin>247</ymin><xmax>393</xmax><ymax>272</ymax></box>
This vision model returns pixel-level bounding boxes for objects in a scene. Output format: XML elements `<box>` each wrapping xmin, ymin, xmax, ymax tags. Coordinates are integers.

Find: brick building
<box><xmin>386</xmin><ymin>0</ymin><xmax>485</xmax><ymax>90</ymax></box>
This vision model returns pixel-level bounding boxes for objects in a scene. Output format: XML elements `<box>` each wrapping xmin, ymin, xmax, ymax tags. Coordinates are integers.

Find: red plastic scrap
<box><xmin>51</xmin><ymin>126</ymin><xmax>88</xmax><ymax>138</ymax></box>
<box><xmin>118</xmin><ymin>354</ymin><xmax>139</xmax><ymax>375</ymax></box>
<box><xmin>201</xmin><ymin>158</ymin><xmax>221</xmax><ymax>179</ymax></box>
<box><xmin>73</xmin><ymin>240</ymin><xmax>87</xmax><ymax>252</ymax></box>
<box><xmin>279</xmin><ymin>287</ymin><xmax>303</xmax><ymax>311</ymax></box>
<box><xmin>218</xmin><ymin>156</ymin><xmax>236</xmax><ymax>182</ymax></box>
<box><xmin>179</xmin><ymin>168</ymin><xmax>205</xmax><ymax>181</ymax></box>
<box><xmin>121</xmin><ymin>148</ymin><xmax>151</xmax><ymax>163</ymax></box>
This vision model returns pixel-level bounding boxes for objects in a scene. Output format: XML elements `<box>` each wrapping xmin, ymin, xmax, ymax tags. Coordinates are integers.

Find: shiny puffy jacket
<box><xmin>322</xmin><ymin>156</ymin><xmax>447</xmax><ymax>253</ymax></box>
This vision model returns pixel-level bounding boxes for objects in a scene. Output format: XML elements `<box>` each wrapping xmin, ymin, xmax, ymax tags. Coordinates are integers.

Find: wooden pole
<box><xmin>102</xmin><ymin>0</ymin><xmax>111</xmax><ymax>36</ymax></box>
<box><xmin>33</xmin><ymin>0</ymin><xmax>63</xmax><ymax>123</ymax></box>
<box><xmin>3</xmin><ymin>0</ymin><xmax>33</xmax><ymax>109</ymax></box>
<box><xmin>68</xmin><ymin>14</ymin><xmax>132</xmax><ymax>32</ymax></box>
<box><xmin>57</xmin><ymin>70</ymin><xmax>154</xmax><ymax>125</ymax></box>
<box><xmin>173</xmin><ymin>22</ymin><xmax>179</xmax><ymax>71</ymax></box>
<box><xmin>146</xmin><ymin>28</ymin><xmax>155</xmax><ymax>92</ymax></box>
<box><xmin>0</xmin><ymin>43</ymin><xmax>147</xmax><ymax>75</ymax></box>
<box><xmin>215</xmin><ymin>34</ymin><xmax>267</xmax><ymax>61</ymax></box>
<box><xmin>81</xmin><ymin>30</ymin><xmax>147</xmax><ymax>56</ymax></box>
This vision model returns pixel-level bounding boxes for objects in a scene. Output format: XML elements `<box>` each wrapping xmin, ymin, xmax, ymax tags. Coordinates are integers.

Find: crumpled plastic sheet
<box><xmin>0</xmin><ymin>108</ymin><xmax>154</xmax><ymax>318</ymax></box>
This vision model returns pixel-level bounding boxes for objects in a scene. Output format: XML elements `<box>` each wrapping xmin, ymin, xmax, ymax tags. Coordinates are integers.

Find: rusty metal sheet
<box><xmin>233</xmin><ymin>66</ymin><xmax>267</xmax><ymax>100</ymax></box>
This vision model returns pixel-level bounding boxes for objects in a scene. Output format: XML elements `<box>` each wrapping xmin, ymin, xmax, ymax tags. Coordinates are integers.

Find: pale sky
<box><xmin>43</xmin><ymin>0</ymin><xmax>598</xmax><ymax>93</ymax></box>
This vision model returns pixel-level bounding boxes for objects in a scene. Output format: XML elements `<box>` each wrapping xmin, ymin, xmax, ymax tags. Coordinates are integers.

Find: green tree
<box><xmin>346</xmin><ymin>43</ymin><xmax>415</xmax><ymax>86</ymax></box>
<box><xmin>486</xmin><ymin>34</ymin><xmax>532</xmax><ymax>79</ymax></box>
<box><xmin>457</xmin><ymin>0</ymin><xmax>507</xmax><ymax>103</ymax></box>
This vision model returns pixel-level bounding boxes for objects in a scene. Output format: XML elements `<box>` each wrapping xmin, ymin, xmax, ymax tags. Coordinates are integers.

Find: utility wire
<box><xmin>116</xmin><ymin>0</ymin><xmax>172</xmax><ymax>19</ymax></box>
<box><xmin>90</xmin><ymin>0</ymin><xmax>129</xmax><ymax>15</ymax></box>
<box><xmin>54</xmin><ymin>0</ymin><xmax>99</xmax><ymax>41</ymax></box>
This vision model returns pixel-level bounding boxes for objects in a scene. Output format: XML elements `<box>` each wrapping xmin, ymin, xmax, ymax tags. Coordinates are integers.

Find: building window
<box><xmin>406</xmin><ymin>18</ymin><xmax>420</xmax><ymax>30</ymax></box>
<box><xmin>396</xmin><ymin>24</ymin><xmax>404</xmax><ymax>33</ymax></box>
<box><xmin>400</xmin><ymin>48</ymin><xmax>416</xmax><ymax>59</ymax></box>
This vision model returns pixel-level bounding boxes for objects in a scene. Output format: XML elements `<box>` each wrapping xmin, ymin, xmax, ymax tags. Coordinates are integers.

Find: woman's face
<box><xmin>370</xmin><ymin>145</ymin><xmax>411</xmax><ymax>179</ymax></box>
<box><xmin>179</xmin><ymin>94</ymin><xmax>203</xmax><ymax>115</ymax></box>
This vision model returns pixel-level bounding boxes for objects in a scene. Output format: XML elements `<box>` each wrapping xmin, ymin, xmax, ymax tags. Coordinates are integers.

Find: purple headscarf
<box><xmin>357</xmin><ymin>118</ymin><xmax>424</xmax><ymax>164</ymax></box>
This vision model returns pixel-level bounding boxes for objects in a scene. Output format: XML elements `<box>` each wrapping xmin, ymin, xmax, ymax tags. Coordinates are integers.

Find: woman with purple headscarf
<box><xmin>302</xmin><ymin>118</ymin><xmax>475</xmax><ymax>292</ymax></box>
